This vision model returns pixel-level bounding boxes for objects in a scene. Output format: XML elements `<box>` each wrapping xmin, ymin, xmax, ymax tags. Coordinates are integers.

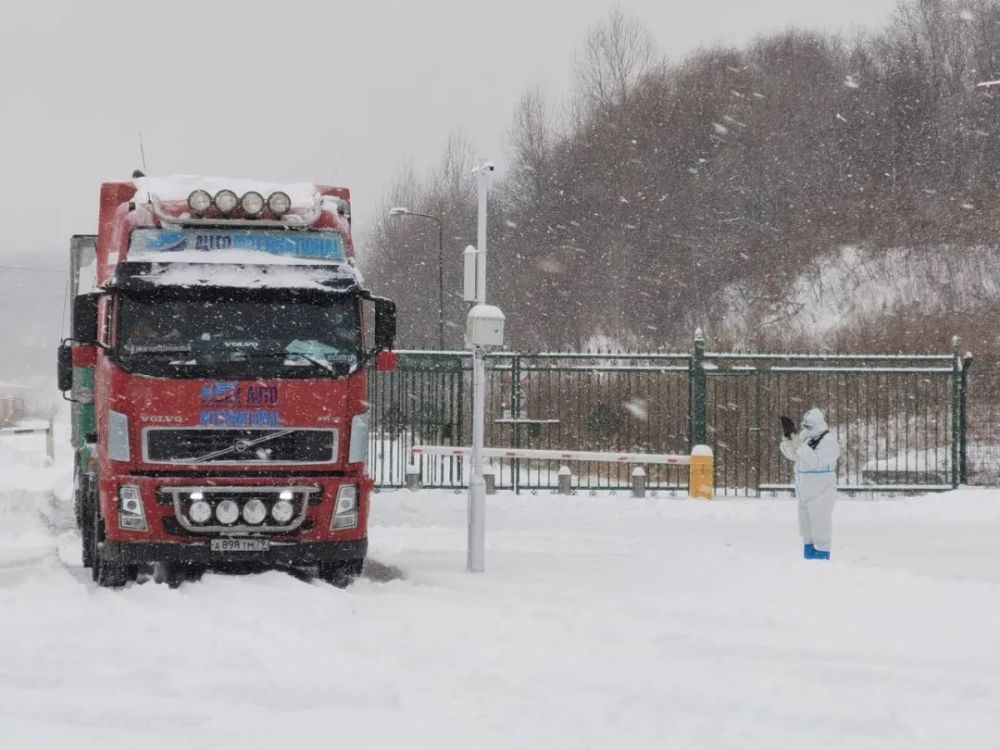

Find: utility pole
<box><xmin>466</xmin><ymin>160</ymin><xmax>499</xmax><ymax>573</ymax></box>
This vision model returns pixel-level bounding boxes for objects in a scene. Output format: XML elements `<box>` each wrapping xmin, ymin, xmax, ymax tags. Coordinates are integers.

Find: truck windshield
<box><xmin>115</xmin><ymin>291</ymin><xmax>360</xmax><ymax>379</ymax></box>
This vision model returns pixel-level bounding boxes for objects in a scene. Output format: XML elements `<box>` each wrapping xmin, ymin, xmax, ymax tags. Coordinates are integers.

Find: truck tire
<box><xmin>318</xmin><ymin>559</ymin><xmax>364</xmax><ymax>588</ymax></box>
<box><xmin>80</xmin><ymin>482</ymin><xmax>96</xmax><ymax>570</ymax></box>
<box><xmin>159</xmin><ymin>562</ymin><xmax>189</xmax><ymax>589</ymax></box>
<box><xmin>73</xmin><ymin>467</ymin><xmax>84</xmax><ymax>531</ymax></box>
<box><xmin>91</xmin><ymin>509</ymin><xmax>128</xmax><ymax>589</ymax></box>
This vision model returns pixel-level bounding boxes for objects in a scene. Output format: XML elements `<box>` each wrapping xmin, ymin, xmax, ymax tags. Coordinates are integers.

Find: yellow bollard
<box><xmin>689</xmin><ymin>445</ymin><xmax>714</xmax><ymax>500</ymax></box>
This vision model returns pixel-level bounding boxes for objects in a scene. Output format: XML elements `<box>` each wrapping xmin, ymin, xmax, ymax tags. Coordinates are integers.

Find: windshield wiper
<box><xmin>121</xmin><ymin>344</ymin><xmax>192</xmax><ymax>355</ymax></box>
<box><xmin>247</xmin><ymin>350</ymin><xmax>357</xmax><ymax>374</ymax></box>
<box><xmin>285</xmin><ymin>352</ymin><xmax>335</xmax><ymax>372</ymax></box>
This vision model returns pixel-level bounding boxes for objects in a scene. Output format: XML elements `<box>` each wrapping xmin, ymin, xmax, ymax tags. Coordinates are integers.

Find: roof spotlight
<box><xmin>214</xmin><ymin>189</ymin><xmax>239</xmax><ymax>214</ymax></box>
<box><xmin>187</xmin><ymin>189</ymin><xmax>213</xmax><ymax>213</ymax></box>
<box><xmin>267</xmin><ymin>191</ymin><xmax>292</xmax><ymax>216</ymax></box>
<box><xmin>241</xmin><ymin>191</ymin><xmax>265</xmax><ymax>216</ymax></box>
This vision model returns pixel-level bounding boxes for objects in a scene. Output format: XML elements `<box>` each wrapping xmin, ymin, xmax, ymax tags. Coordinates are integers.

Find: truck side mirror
<box><xmin>374</xmin><ymin>298</ymin><xmax>397</xmax><ymax>351</ymax></box>
<box><xmin>72</xmin><ymin>293</ymin><xmax>101</xmax><ymax>345</ymax></box>
<box><xmin>57</xmin><ymin>343</ymin><xmax>73</xmax><ymax>391</ymax></box>
<box><xmin>375</xmin><ymin>350</ymin><xmax>399</xmax><ymax>372</ymax></box>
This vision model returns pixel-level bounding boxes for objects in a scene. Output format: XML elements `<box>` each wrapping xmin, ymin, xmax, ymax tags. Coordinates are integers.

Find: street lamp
<box><xmin>388</xmin><ymin>207</ymin><xmax>445</xmax><ymax>350</ymax></box>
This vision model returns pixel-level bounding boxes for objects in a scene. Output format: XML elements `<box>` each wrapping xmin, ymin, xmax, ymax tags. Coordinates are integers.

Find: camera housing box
<box><xmin>465</xmin><ymin>304</ymin><xmax>505</xmax><ymax>348</ymax></box>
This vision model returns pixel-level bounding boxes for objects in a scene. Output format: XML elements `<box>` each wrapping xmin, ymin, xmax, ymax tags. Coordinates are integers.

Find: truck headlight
<box><xmin>189</xmin><ymin>500</ymin><xmax>212</xmax><ymax>524</ymax></box>
<box><xmin>216</xmin><ymin>499</ymin><xmax>239</xmax><ymax>525</ymax></box>
<box><xmin>118</xmin><ymin>485</ymin><xmax>148</xmax><ymax>531</ymax></box>
<box><xmin>108</xmin><ymin>410</ymin><xmax>130</xmax><ymax>462</ymax></box>
<box><xmin>332</xmin><ymin>484</ymin><xmax>358</xmax><ymax>529</ymax></box>
<box><xmin>242</xmin><ymin>498</ymin><xmax>267</xmax><ymax>525</ymax></box>
<box><xmin>271</xmin><ymin>499</ymin><xmax>294</xmax><ymax>524</ymax></box>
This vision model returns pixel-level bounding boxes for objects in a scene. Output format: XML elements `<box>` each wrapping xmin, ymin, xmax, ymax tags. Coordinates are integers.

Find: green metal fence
<box><xmin>368</xmin><ymin>337</ymin><xmax>970</xmax><ymax>495</ymax></box>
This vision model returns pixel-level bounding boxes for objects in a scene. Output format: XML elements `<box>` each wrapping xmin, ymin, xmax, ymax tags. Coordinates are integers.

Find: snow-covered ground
<box><xmin>2</xmin><ymin>431</ymin><xmax>1000</xmax><ymax>749</ymax></box>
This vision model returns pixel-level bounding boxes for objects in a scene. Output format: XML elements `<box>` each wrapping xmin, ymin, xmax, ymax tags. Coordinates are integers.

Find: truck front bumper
<box><xmin>102</xmin><ymin>538</ymin><xmax>367</xmax><ymax>565</ymax></box>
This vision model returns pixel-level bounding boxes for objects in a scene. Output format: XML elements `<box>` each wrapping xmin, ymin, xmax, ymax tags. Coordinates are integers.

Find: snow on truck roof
<box><xmin>132</xmin><ymin>259</ymin><xmax>361</xmax><ymax>291</ymax></box>
<box><xmin>132</xmin><ymin>175</ymin><xmax>322</xmax><ymax>206</ymax></box>
<box><xmin>132</xmin><ymin>249</ymin><xmax>343</xmax><ymax>266</ymax></box>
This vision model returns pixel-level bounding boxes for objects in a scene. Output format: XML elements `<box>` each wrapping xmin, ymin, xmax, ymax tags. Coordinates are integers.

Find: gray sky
<box><xmin>0</xmin><ymin>0</ymin><xmax>899</xmax><ymax>262</ymax></box>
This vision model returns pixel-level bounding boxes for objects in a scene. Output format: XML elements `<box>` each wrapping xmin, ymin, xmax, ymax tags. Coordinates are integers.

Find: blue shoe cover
<box><xmin>804</xmin><ymin>544</ymin><xmax>816</xmax><ymax>559</ymax></box>
<box><xmin>813</xmin><ymin>549</ymin><xmax>830</xmax><ymax>560</ymax></box>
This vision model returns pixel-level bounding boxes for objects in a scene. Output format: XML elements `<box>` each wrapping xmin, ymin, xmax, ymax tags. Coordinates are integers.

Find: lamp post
<box><xmin>388</xmin><ymin>207</ymin><xmax>445</xmax><ymax>350</ymax></box>
<box><xmin>466</xmin><ymin>160</ymin><xmax>499</xmax><ymax>573</ymax></box>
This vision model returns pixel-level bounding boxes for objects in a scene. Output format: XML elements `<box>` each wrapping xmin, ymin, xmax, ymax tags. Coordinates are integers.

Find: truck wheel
<box><xmin>81</xmin><ymin>485</ymin><xmax>96</xmax><ymax>570</ymax></box>
<box><xmin>95</xmin><ymin>557</ymin><xmax>129</xmax><ymax>589</ymax></box>
<box><xmin>91</xmin><ymin>510</ymin><xmax>128</xmax><ymax>589</ymax></box>
<box><xmin>162</xmin><ymin>563</ymin><xmax>188</xmax><ymax>589</ymax></box>
<box><xmin>73</xmin><ymin>467</ymin><xmax>84</xmax><ymax>531</ymax></box>
<box><xmin>318</xmin><ymin>559</ymin><xmax>364</xmax><ymax>588</ymax></box>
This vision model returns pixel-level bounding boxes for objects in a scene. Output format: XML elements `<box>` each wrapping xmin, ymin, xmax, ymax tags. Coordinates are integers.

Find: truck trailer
<box><xmin>58</xmin><ymin>175</ymin><xmax>397</xmax><ymax>588</ymax></box>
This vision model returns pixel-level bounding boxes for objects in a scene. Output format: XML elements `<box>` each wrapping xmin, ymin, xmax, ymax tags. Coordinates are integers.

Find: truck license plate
<box><xmin>210</xmin><ymin>538</ymin><xmax>270</xmax><ymax>553</ymax></box>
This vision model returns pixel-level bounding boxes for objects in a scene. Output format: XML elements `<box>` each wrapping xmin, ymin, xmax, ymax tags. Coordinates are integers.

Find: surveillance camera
<box><xmin>483</xmin><ymin>162</ymin><xmax>496</xmax><ymax>171</ymax></box>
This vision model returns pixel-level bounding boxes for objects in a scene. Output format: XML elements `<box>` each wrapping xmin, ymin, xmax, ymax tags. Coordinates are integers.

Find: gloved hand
<box><xmin>783</xmin><ymin>432</ymin><xmax>803</xmax><ymax>450</ymax></box>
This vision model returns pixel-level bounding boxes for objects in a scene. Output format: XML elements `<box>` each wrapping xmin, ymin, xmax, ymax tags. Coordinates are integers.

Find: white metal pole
<box><xmin>468</xmin><ymin>348</ymin><xmax>486</xmax><ymax>572</ymax></box>
<box><xmin>467</xmin><ymin>161</ymin><xmax>492</xmax><ymax>573</ymax></box>
<box><xmin>475</xmin><ymin>165</ymin><xmax>489</xmax><ymax>305</ymax></box>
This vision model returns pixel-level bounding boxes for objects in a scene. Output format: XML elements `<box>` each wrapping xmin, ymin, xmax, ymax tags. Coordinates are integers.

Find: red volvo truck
<box><xmin>57</xmin><ymin>175</ymin><xmax>397</xmax><ymax>587</ymax></box>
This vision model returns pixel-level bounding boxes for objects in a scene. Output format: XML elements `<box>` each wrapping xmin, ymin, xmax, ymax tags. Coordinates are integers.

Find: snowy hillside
<box><xmin>1</xmin><ymin>431</ymin><xmax>999</xmax><ymax>748</ymax></box>
<box><xmin>723</xmin><ymin>244</ymin><xmax>1000</xmax><ymax>347</ymax></box>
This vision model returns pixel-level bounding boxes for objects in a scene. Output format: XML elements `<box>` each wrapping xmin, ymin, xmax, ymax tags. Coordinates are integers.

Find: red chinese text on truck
<box><xmin>57</xmin><ymin>175</ymin><xmax>397</xmax><ymax>588</ymax></box>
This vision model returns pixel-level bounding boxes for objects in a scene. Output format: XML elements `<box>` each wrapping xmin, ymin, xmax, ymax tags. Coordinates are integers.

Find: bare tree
<box><xmin>508</xmin><ymin>85</ymin><xmax>553</xmax><ymax>200</ymax></box>
<box><xmin>574</xmin><ymin>8</ymin><xmax>658</xmax><ymax>116</ymax></box>
<box><xmin>430</xmin><ymin>131</ymin><xmax>476</xmax><ymax>207</ymax></box>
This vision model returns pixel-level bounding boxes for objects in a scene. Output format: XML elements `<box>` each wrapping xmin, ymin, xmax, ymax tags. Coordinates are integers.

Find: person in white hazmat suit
<box><xmin>780</xmin><ymin>408</ymin><xmax>840</xmax><ymax>560</ymax></box>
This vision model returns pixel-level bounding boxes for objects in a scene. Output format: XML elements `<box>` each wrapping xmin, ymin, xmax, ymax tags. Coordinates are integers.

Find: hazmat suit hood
<box><xmin>801</xmin><ymin>408</ymin><xmax>828</xmax><ymax>438</ymax></box>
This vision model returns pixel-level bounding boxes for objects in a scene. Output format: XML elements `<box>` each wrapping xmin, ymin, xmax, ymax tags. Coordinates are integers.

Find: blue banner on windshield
<box><xmin>130</xmin><ymin>229</ymin><xmax>346</xmax><ymax>262</ymax></box>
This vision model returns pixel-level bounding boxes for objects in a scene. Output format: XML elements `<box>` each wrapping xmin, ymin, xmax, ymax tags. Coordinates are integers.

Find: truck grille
<box><xmin>143</xmin><ymin>428</ymin><xmax>337</xmax><ymax>464</ymax></box>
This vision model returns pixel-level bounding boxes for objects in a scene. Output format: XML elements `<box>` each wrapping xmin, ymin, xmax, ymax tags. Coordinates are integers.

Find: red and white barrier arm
<box><xmin>0</xmin><ymin>427</ymin><xmax>50</xmax><ymax>436</ymax></box>
<box><xmin>0</xmin><ymin>423</ymin><xmax>55</xmax><ymax>462</ymax></box>
<box><xmin>411</xmin><ymin>445</ymin><xmax>691</xmax><ymax>466</ymax></box>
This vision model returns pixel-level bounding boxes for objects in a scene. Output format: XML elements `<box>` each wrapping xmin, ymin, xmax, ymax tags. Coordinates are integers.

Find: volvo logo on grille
<box><xmin>233</xmin><ymin>439</ymin><xmax>251</xmax><ymax>453</ymax></box>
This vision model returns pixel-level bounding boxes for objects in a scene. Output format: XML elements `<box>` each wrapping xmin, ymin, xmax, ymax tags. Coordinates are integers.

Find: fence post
<box><xmin>512</xmin><ymin>353</ymin><xmax>521</xmax><ymax>495</ymax></box>
<box><xmin>960</xmin><ymin>352</ymin><xmax>973</xmax><ymax>485</ymax></box>
<box><xmin>689</xmin><ymin>328</ymin><xmax>707</xmax><ymax>449</ymax></box>
<box><xmin>558</xmin><ymin>465</ymin><xmax>573</xmax><ymax>495</ymax></box>
<box><xmin>45</xmin><ymin>418</ymin><xmax>55</xmax><ymax>463</ymax></box>
<box><xmin>631</xmin><ymin>466</ymin><xmax>647</xmax><ymax>498</ymax></box>
<box><xmin>483</xmin><ymin>461</ymin><xmax>496</xmax><ymax>495</ymax></box>
<box><xmin>405</xmin><ymin>460</ymin><xmax>422</xmax><ymax>491</ymax></box>
<box><xmin>951</xmin><ymin>336</ymin><xmax>961</xmax><ymax>489</ymax></box>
